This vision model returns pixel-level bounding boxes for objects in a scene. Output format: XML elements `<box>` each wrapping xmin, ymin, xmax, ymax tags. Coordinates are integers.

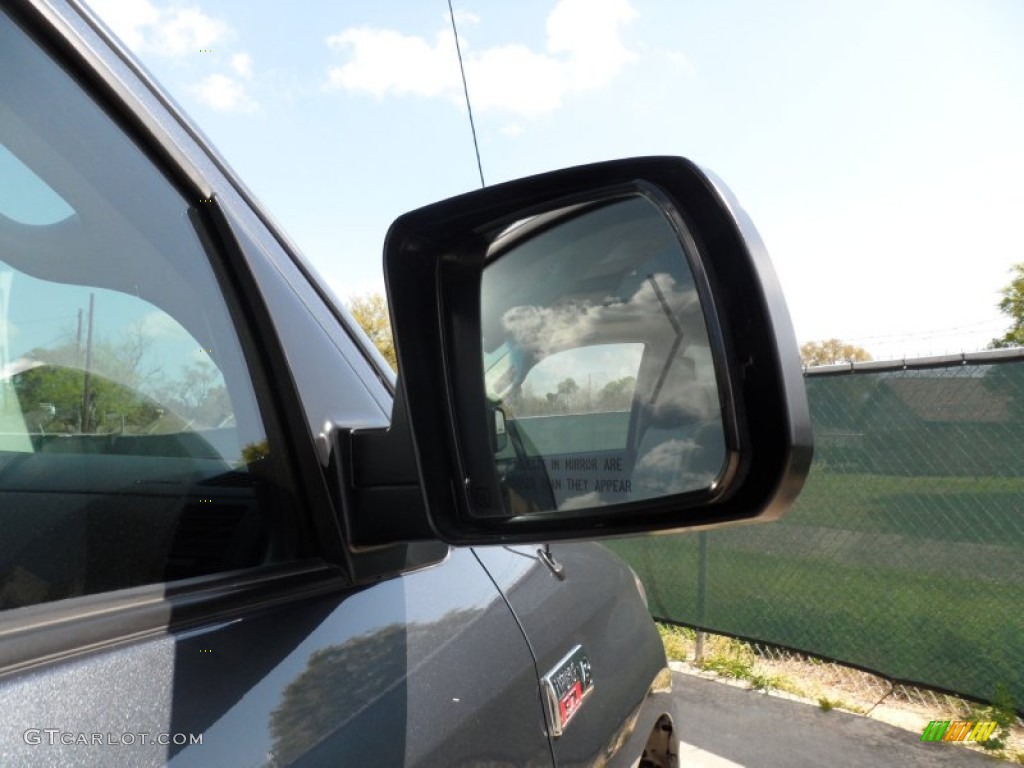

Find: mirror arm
<box><xmin>333</xmin><ymin>382</ymin><xmax>436</xmax><ymax>548</ymax></box>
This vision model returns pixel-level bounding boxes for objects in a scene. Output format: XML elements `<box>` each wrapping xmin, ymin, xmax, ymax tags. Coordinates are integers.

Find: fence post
<box><xmin>694</xmin><ymin>531</ymin><xmax>708</xmax><ymax>664</ymax></box>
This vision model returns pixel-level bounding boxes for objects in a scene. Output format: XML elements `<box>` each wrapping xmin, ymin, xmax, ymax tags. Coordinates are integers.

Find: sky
<box><xmin>83</xmin><ymin>0</ymin><xmax>1024</xmax><ymax>361</ymax></box>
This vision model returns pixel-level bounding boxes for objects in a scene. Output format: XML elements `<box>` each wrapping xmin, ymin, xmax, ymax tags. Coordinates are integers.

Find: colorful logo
<box><xmin>541</xmin><ymin>645</ymin><xmax>594</xmax><ymax>737</ymax></box>
<box><xmin>920</xmin><ymin>720</ymin><xmax>997</xmax><ymax>743</ymax></box>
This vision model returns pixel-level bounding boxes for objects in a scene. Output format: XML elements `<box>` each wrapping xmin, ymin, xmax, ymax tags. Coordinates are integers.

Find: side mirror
<box><xmin>377</xmin><ymin>156</ymin><xmax>811</xmax><ymax>545</ymax></box>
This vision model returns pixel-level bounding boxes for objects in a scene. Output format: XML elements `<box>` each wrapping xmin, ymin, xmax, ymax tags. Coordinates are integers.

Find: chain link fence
<box><xmin>609</xmin><ymin>350</ymin><xmax>1024</xmax><ymax>714</ymax></box>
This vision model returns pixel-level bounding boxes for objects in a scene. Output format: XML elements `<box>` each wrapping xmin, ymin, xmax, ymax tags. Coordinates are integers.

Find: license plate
<box><xmin>541</xmin><ymin>645</ymin><xmax>594</xmax><ymax>737</ymax></box>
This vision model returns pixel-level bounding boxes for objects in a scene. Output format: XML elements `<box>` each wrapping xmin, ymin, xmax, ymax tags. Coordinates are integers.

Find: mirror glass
<box><xmin>481</xmin><ymin>194</ymin><xmax>727</xmax><ymax>514</ymax></box>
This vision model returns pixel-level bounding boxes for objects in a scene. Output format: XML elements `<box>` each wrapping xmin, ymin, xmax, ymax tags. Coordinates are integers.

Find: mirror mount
<box><xmin>332</xmin><ymin>382</ymin><xmax>435</xmax><ymax>549</ymax></box>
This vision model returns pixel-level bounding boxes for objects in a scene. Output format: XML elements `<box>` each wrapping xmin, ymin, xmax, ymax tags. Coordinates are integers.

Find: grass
<box><xmin>657</xmin><ymin>622</ymin><xmax>694</xmax><ymax>663</ymax></box>
<box><xmin>656</xmin><ymin>622</ymin><xmax>790</xmax><ymax>694</ymax></box>
<box><xmin>967</xmin><ymin>685</ymin><xmax>1020</xmax><ymax>753</ymax></box>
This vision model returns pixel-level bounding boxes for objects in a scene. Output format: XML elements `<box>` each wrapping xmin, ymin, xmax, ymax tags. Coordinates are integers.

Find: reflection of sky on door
<box><xmin>522</xmin><ymin>343</ymin><xmax>644</xmax><ymax>398</ymax></box>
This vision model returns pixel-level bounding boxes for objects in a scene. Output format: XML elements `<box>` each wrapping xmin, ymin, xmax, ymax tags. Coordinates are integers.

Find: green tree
<box><xmin>989</xmin><ymin>262</ymin><xmax>1024</xmax><ymax>349</ymax></box>
<box><xmin>800</xmin><ymin>339</ymin><xmax>873</xmax><ymax>367</ymax></box>
<box><xmin>348</xmin><ymin>293</ymin><xmax>397</xmax><ymax>370</ymax></box>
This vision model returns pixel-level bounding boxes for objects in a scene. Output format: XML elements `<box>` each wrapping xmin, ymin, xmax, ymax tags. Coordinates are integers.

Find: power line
<box><xmin>447</xmin><ymin>0</ymin><xmax>485</xmax><ymax>188</ymax></box>
<box><xmin>822</xmin><ymin>317</ymin><xmax>1007</xmax><ymax>346</ymax></box>
<box><xmin>864</xmin><ymin>318</ymin><xmax>1004</xmax><ymax>338</ymax></box>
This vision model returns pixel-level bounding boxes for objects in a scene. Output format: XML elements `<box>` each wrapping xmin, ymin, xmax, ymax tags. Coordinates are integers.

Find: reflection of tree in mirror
<box><xmin>268</xmin><ymin>608</ymin><xmax>480</xmax><ymax>765</ymax></box>
<box><xmin>596</xmin><ymin>376</ymin><xmax>636</xmax><ymax>411</ymax></box>
<box><xmin>509</xmin><ymin>375</ymin><xmax>636</xmax><ymax>418</ymax></box>
<box><xmin>555</xmin><ymin>377</ymin><xmax>578</xmax><ymax>409</ymax></box>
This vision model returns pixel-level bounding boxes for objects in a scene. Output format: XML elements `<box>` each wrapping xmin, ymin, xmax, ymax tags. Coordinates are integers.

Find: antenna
<box><xmin>447</xmin><ymin>0</ymin><xmax>485</xmax><ymax>188</ymax></box>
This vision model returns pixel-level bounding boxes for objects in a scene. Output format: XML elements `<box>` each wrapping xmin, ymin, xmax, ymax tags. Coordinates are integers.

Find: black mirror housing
<box><xmin>382</xmin><ymin>156</ymin><xmax>812</xmax><ymax>545</ymax></box>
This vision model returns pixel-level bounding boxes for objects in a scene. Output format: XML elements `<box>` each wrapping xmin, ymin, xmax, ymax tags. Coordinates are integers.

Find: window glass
<box><xmin>504</xmin><ymin>343</ymin><xmax>643</xmax><ymax>452</ymax></box>
<box><xmin>0</xmin><ymin>144</ymin><xmax>74</xmax><ymax>225</ymax></box>
<box><xmin>0</xmin><ymin>12</ymin><xmax>285</xmax><ymax>609</ymax></box>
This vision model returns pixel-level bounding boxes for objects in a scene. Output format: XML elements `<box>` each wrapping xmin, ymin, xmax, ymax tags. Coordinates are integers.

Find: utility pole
<box><xmin>81</xmin><ymin>293</ymin><xmax>95</xmax><ymax>432</ymax></box>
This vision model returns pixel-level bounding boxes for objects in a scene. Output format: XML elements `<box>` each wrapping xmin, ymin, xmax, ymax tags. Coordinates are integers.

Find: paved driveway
<box><xmin>672</xmin><ymin>672</ymin><xmax>1002</xmax><ymax>767</ymax></box>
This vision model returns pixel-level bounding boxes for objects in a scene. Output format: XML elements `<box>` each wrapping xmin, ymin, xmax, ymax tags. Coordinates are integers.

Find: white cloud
<box><xmin>470</xmin><ymin>44</ymin><xmax>569</xmax><ymax>116</ymax></box>
<box><xmin>545</xmin><ymin>0</ymin><xmax>637</xmax><ymax>89</ymax></box>
<box><xmin>325</xmin><ymin>0</ymin><xmax>638</xmax><ymax>118</ymax></box>
<box><xmin>88</xmin><ymin>0</ymin><xmax>228</xmax><ymax>57</ymax></box>
<box><xmin>192</xmin><ymin>73</ymin><xmax>257</xmax><ymax>113</ymax></box>
<box><xmin>326</xmin><ymin>27</ymin><xmax>460</xmax><ymax>98</ymax></box>
<box><xmin>150</xmin><ymin>6</ymin><xmax>226</xmax><ymax>56</ymax></box>
<box><xmin>230</xmin><ymin>52</ymin><xmax>253</xmax><ymax>78</ymax></box>
<box><xmin>89</xmin><ymin>1</ymin><xmax>255</xmax><ymax>110</ymax></box>
<box><xmin>664</xmin><ymin>50</ymin><xmax>697</xmax><ymax>78</ymax></box>
<box><xmin>452</xmin><ymin>10</ymin><xmax>481</xmax><ymax>27</ymax></box>
<box><xmin>87</xmin><ymin>0</ymin><xmax>160</xmax><ymax>49</ymax></box>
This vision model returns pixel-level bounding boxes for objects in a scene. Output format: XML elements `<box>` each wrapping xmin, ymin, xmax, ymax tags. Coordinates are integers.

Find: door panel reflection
<box><xmin>168</xmin><ymin>549</ymin><xmax>551</xmax><ymax>766</ymax></box>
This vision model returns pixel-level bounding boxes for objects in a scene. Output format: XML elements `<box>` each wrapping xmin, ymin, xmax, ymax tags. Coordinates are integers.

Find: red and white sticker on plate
<box><xmin>541</xmin><ymin>645</ymin><xmax>594</xmax><ymax>737</ymax></box>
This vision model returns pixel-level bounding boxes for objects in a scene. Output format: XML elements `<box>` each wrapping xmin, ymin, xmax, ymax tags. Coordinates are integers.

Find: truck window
<box><xmin>0</xmin><ymin>12</ymin><xmax>291</xmax><ymax>610</ymax></box>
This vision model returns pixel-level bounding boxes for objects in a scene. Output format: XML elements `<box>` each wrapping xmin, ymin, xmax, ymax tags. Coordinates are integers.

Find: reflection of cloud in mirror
<box><xmin>632</xmin><ymin>437</ymin><xmax>718</xmax><ymax>496</ymax></box>
<box><xmin>501</xmin><ymin>272</ymin><xmax>702</xmax><ymax>360</ymax></box>
<box><xmin>643</xmin><ymin>348</ymin><xmax>718</xmax><ymax>423</ymax></box>
<box><xmin>503</xmin><ymin>272</ymin><xmax>718</xmax><ymax>421</ymax></box>
<box><xmin>559</xmin><ymin>491</ymin><xmax>604</xmax><ymax>510</ymax></box>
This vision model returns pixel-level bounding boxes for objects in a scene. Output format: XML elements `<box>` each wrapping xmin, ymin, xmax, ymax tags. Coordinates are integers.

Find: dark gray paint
<box><xmin>475</xmin><ymin>543</ymin><xmax>675</xmax><ymax>766</ymax></box>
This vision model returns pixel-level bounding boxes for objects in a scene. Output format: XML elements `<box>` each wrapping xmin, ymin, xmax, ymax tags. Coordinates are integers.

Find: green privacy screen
<box><xmin>609</xmin><ymin>352</ymin><xmax>1024</xmax><ymax>709</ymax></box>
